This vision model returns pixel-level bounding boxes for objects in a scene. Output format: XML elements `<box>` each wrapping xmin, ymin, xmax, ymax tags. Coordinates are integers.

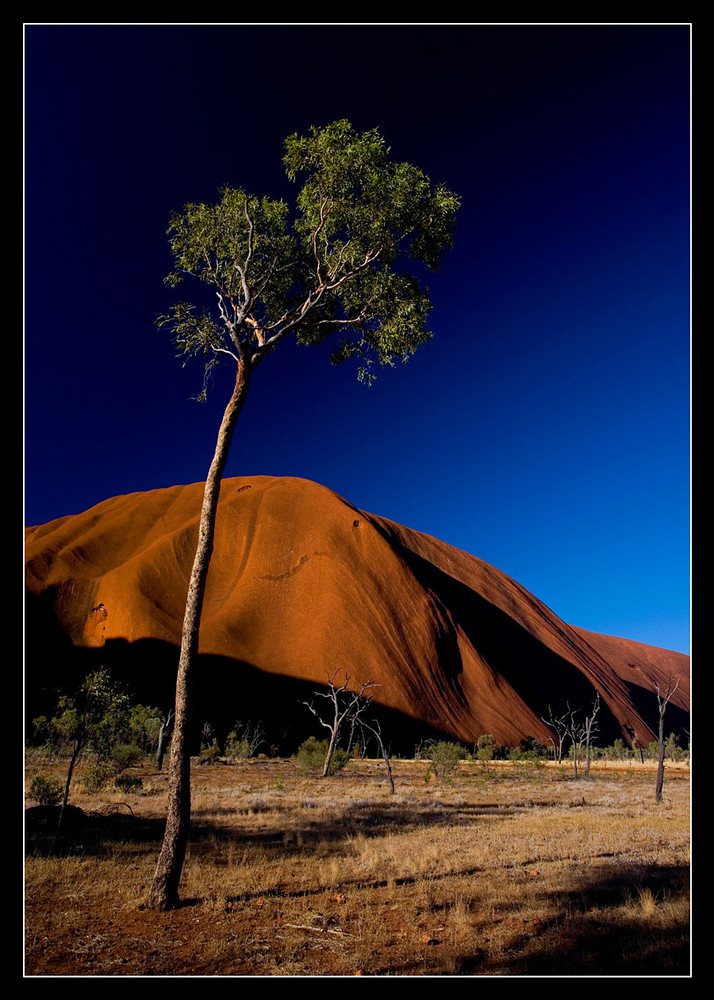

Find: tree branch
<box><xmin>312</xmin><ymin>196</ymin><xmax>330</xmax><ymax>286</ymax></box>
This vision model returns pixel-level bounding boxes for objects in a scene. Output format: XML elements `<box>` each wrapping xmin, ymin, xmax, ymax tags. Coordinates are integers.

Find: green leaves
<box><xmin>286</xmin><ymin>119</ymin><xmax>460</xmax><ymax>272</ymax></box>
<box><xmin>39</xmin><ymin>668</ymin><xmax>132</xmax><ymax>756</ymax></box>
<box><xmin>159</xmin><ymin>120</ymin><xmax>460</xmax><ymax>391</ymax></box>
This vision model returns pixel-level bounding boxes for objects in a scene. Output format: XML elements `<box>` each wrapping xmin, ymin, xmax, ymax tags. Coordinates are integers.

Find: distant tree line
<box><xmin>27</xmin><ymin>669</ymin><xmax>687</xmax><ymax>830</ymax></box>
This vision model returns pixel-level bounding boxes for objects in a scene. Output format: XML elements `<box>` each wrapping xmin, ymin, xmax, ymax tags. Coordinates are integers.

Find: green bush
<box><xmin>476</xmin><ymin>734</ymin><xmax>495</xmax><ymax>761</ymax></box>
<box><xmin>198</xmin><ymin>744</ymin><xmax>222</xmax><ymax>766</ymax></box>
<box><xmin>114</xmin><ymin>774</ymin><xmax>143</xmax><ymax>793</ymax></box>
<box><xmin>508</xmin><ymin>745</ymin><xmax>542</xmax><ymax>763</ymax></box>
<box><xmin>82</xmin><ymin>761</ymin><xmax>113</xmax><ymax>792</ymax></box>
<box><xmin>224</xmin><ymin>734</ymin><xmax>252</xmax><ymax>761</ymax></box>
<box><xmin>295</xmin><ymin>737</ymin><xmax>350</xmax><ymax>775</ymax></box>
<box><xmin>109</xmin><ymin>742</ymin><xmax>145</xmax><ymax>773</ymax></box>
<box><xmin>421</xmin><ymin>740</ymin><xmax>465</xmax><ymax>779</ymax></box>
<box><xmin>28</xmin><ymin>774</ymin><xmax>63</xmax><ymax>807</ymax></box>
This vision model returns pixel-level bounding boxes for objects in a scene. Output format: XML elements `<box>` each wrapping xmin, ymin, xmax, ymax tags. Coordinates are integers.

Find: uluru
<box><xmin>25</xmin><ymin>475</ymin><xmax>690</xmax><ymax>753</ymax></box>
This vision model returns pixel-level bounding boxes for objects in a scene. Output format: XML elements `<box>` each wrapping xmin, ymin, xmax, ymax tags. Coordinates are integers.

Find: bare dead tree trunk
<box><xmin>542</xmin><ymin>705</ymin><xmax>568</xmax><ymax>765</ymax></box>
<box><xmin>655</xmin><ymin>677</ymin><xmax>680</xmax><ymax>805</ymax></box>
<box><xmin>147</xmin><ymin>363</ymin><xmax>251</xmax><ymax>911</ymax></box>
<box><xmin>156</xmin><ymin>710</ymin><xmax>174</xmax><ymax>771</ymax></box>
<box><xmin>563</xmin><ymin>704</ymin><xmax>586</xmax><ymax>780</ymax></box>
<box><xmin>360</xmin><ymin>718</ymin><xmax>394</xmax><ymax>793</ymax></box>
<box><xmin>584</xmin><ymin>693</ymin><xmax>600</xmax><ymax>778</ymax></box>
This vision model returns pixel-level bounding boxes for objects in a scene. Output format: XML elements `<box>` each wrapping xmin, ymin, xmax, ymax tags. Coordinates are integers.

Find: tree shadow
<box><xmin>25</xmin><ymin>804</ymin><xmax>167</xmax><ymax>857</ymax></box>
<box><xmin>25</xmin><ymin>791</ymin><xmax>536</xmax><ymax>860</ymax></box>
<box><xmin>457</xmin><ymin>861</ymin><xmax>690</xmax><ymax>976</ymax></box>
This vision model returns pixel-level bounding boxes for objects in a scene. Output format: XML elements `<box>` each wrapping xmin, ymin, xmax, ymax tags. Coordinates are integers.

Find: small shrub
<box><xmin>476</xmin><ymin>734</ymin><xmax>495</xmax><ymax>761</ymax></box>
<box><xmin>610</xmin><ymin>738</ymin><xmax>631</xmax><ymax>760</ymax></box>
<box><xmin>82</xmin><ymin>762</ymin><xmax>113</xmax><ymax>792</ymax></box>
<box><xmin>109</xmin><ymin>742</ymin><xmax>145</xmax><ymax>773</ymax></box>
<box><xmin>28</xmin><ymin>774</ymin><xmax>63</xmax><ymax>807</ymax></box>
<box><xmin>422</xmin><ymin>740</ymin><xmax>465</xmax><ymax>779</ymax></box>
<box><xmin>296</xmin><ymin>737</ymin><xmax>325</xmax><ymax>774</ymax></box>
<box><xmin>327</xmin><ymin>747</ymin><xmax>351</xmax><ymax>774</ymax></box>
<box><xmin>114</xmin><ymin>774</ymin><xmax>143</xmax><ymax>793</ymax></box>
<box><xmin>665</xmin><ymin>733</ymin><xmax>684</xmax><ymax>761</ymax></box>
<box><xmin>508</xmin><ymin>746</ymin><xmax>542</xmax><ymax>763</ymax></box>
<box><xmin>198</xmin><ymin>744</ymin><xmax>222</xmax><ymax>766</ymax></box>
<box><xmin>224</xmin><ymin>734</ymin><xmax>252</xmax><ymax>761</ymax></box>
<box><xmin>295</xmin><ymin>737</ymin><xmax>350</xmax><ymax>775</ymax></box>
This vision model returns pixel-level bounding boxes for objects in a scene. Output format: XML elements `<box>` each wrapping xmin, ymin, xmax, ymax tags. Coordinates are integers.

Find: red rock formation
<box><xmin>25</xmin><ymin>476</ymin><xmax>689</xmax><ymax>747</ymax></box>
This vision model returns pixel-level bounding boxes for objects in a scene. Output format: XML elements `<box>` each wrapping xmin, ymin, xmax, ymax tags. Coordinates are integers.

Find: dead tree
<box><xmin>358</xmin><ymin>716</ymin><xmax>395</xmax><ymax>794</ymax></box>
<box><xmin>542</xmin><ymin>705</ymin><xmax>569</xmax><ymax>763</ymax></box>
<box><xmin>156</xmin><ymin>710</ymin><xmax>174</xmax><ymax>771</ymax></box>
<box><xmin>301</xmin><ymin>671</ymin><xmax>376</xmax><ymax>777</ymax></box>
<box><xmin>564</xmin><ymin>705</ymin><xmax>587</xmax><ymax>779</ymax></box>
<box><xmin>629</xmin><ymin>730</ymin><xmax>646</xmax><ymax>764</ymax></box>
<box><xmin>583</xmin><ymin>693</ymin><xmax>600</xmax><ymax>778</ymax></box>
<box><xmin>241</xmin><ymin>720</ymin><xmax>266</xmax><ymax>756</ymax></box>
<box><xmin>225</xmin><ymin>719</ymin><xmax>266</xmax><ymax>760</ymax></box>
<box><xmin>655</xmin><ymin>676</ymin><xmax>680</xmax><ymax>804</ymax></box>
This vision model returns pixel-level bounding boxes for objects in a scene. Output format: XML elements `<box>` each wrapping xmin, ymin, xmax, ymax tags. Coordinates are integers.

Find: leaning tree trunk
<box><xmin>53</xmin><ymin>737</ymin><xmax>86</xmax><ymax>846</ymax></box>
<box><xmin>322</xmin><ymin>727</ymin><xmax>339</xmax><ymax>778</ymax></box>
<box><xmin>147</xmin><ymin>363</ymin><xmax>250</xmax><ymax>911</ymax></box>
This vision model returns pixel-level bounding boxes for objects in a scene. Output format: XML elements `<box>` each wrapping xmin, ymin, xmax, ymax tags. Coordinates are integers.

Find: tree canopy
<box><xmin>158</xmin><ymin>119</ymin><xmax>460</xmax><ymax>388</ymax></box>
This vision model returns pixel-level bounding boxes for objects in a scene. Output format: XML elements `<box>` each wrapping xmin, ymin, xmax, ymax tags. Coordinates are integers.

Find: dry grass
<box><xmin>24</xmin><ymin>756</ymin><xmax>690</xmax><ymax>976</ymax></box>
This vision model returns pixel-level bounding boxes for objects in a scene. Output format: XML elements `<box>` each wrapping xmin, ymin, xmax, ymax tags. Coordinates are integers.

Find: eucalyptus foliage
<box><xmin>158</xmin><ymin>119</ymin><xmax>460</xmax><ymax>388</ymax></box>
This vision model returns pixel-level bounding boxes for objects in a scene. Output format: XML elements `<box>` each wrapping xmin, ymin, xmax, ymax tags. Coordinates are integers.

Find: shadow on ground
<box><xmin>25</xmin><ymin>792</ymin><xmax>558</xmax><ymax>859</ymax></box>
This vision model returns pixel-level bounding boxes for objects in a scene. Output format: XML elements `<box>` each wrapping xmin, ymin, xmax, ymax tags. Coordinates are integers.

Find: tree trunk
<box><xmin>322</xmin><ymin>728</ymin><xmax>339</xmax><ymax>778</ymax></box>
<box><xmin>147</xmin><ymin>363</ymin><xmax>250</xmax><ymax>911</ymax></box>
<box><xmin>655</xmin><ymin>714</ymin><xmax>666</xmax><ymax>804</ymax></box>
<box><xmin>377</xmin><ymin>734</ymin><xmax>395</xmax><ymax>794</ymax></box>
<box><xmin>156</xmin><ymin>714</ymin><xmax>172</xmax><ymax>771</ymax></box>
<box><xmin>55</xmin><ymin>739</ymin><xmax>83</xmax><ymax>839</ymax></box>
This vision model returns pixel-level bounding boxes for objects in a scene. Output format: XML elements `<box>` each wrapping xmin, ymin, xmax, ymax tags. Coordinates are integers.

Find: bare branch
<box><xmin>300</xmin><ymin>671</ymin><xmax>377</xmax><ymax>777</ymax></box>
<box><xmin>357</xmin><ymin>715</ymin><xmax>395</xmax><ymax>793</ymax></box>
<box><xmin>243</xmin><ymin>197</ymin><xmax>255</xmax><ymax>273</ymax></box>
<box><xmin>249</xmin><ymin>247</ymin><xmax>383</xmax><ymax>366</ymax></box>
<box><xmin>327</xmin><ymin>238</ymin><xmax>353</xmax><ymax>281</ymax></box>
<box><xmin>324</xmin><ymin>247</ymin><xmax>382</xmax><ymax>293</ymax></box>
<box><xmin>655</xmin><ymin>677</ymin><xmax>680</xmax><ymax>710</ymax></box>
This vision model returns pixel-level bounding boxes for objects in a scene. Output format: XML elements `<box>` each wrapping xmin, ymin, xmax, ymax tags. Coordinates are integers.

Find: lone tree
<box><xmin>654</xmin><ymin>676</ymin><xmax>680</xmax><ymax>804</ymax></box>
<box><xmin>147</xmin><ymin>120</ymin><xmax>460</xmax><ymax>910</ymax></box>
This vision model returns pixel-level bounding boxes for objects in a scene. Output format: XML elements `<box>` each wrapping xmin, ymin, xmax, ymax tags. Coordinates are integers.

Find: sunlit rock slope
<box><xmin>25</xmin><ymin>476</ymin><xmax>690</xmax><ymax>748</ymax></box>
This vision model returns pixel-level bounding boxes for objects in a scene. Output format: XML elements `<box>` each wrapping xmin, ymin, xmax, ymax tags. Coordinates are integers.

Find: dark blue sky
<box><xmin>24</xmin><ymin>24</ymin><xmax>691</xmax><ymax>654</ymax></box>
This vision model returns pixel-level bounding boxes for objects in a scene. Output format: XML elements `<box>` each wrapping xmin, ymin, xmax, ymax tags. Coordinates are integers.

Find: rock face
<box><xmin>25</xmin><ymin>476</ymin><xmax>690</xmax><ymax>750</ymax></box>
